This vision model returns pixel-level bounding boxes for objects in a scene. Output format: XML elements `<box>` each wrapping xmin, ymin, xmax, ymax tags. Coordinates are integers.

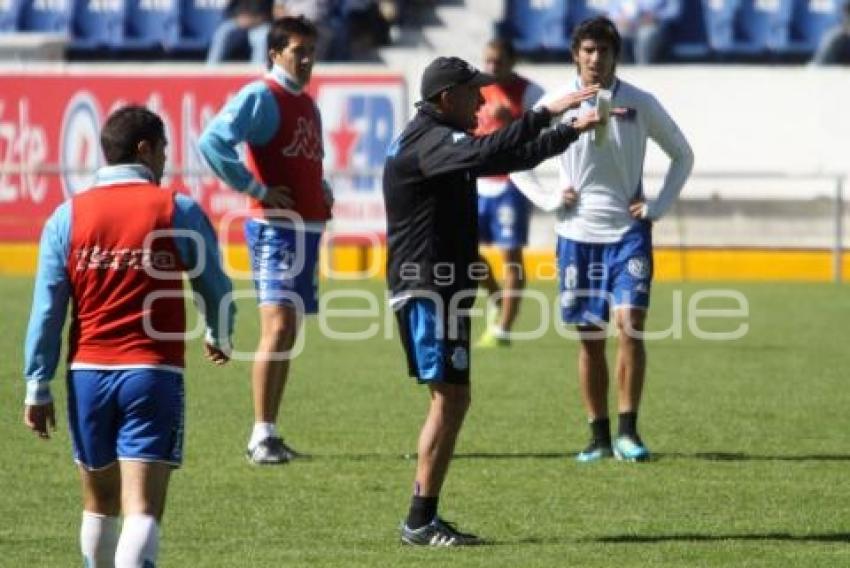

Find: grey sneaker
<box><xmin>245</xmin><ymin>437</ymin><xmax>303</xmax><ymax>465</ymax></box>
<box><xmin>400</xmin><ymin>517</ymin><xmax>484</xmax><ymax>547</ymax></box>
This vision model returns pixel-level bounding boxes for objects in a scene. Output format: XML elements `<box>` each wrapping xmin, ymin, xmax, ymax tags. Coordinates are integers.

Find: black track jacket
<box><xmin>383</xmin><ymin>102</ymin><xmax>580</xmax><ymax>304</ymax></box>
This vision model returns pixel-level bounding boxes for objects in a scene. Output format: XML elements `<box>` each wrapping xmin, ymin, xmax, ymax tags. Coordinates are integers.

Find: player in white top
<box><xmin>511</xmin><ymin>16</ymin><xmax>693</xmax><ymax>462</ymax></box>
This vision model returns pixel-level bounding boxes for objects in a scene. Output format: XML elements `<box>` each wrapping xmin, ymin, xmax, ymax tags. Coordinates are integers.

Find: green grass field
<box><xmin>2</xmin><ymin>277</ymin><xmax>850</xmax><ymax>567</ymax></box>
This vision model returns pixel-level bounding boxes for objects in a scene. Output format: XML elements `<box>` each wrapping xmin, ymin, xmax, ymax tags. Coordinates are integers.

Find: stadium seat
<box><xmin>175</xmin><ymin>0</ymin><xmax>227</xmax><ymax>52</ymax></box>
<box><xmin>569</xmin><ymin>0</ymin><xmax>608</xmax><ymax>29</ymax></box>
<box><xmin>785</xmin><ymin>0</ymin><xmax>843</xmax><ymax>55</ymax></box>
<box><xmin>0</xmin><ymin>0</ymin><xmax>23</xmax><ymax>31</ymax></box>
<box><xmin>703</xmin><ymin>0</ymin><xmax>802</xmax><ymax>58</ymax></box>
<box><xmin>18</xmin><ymin>0</ymin><xmax>72</xmax><ymax>33</ymax></box>
<box><xmin>498</xmin><ymin>0</ymin><xmax>571</xmax><ymax>56</ymax></box>
<box><xmin>703</xmin><ymin>0</ymin><xmax>740</xmax><ymax>53</ymax></box>
<box><xmin>122</xmin><ymin>0</ymin><xmax>181</xmax><ymax>51</ymax></box>
<box><xmin>669</xmin><ymin>0</ymin><xmax>712</xmax><ymax>59</ymax></box>
<box><xmin>70</xmin><ymin>0</ymin><xmax>123</xmax><ymax>51</ymax></box>
<box><xmin>733</xmin><ymin>0</ymin><xmax>793</xmax><ymax>56</ymax></box>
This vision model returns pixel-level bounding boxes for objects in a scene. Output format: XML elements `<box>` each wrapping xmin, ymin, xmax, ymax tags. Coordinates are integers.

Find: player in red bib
<box><xmin>23</xmin><ymin>106</ymin><xmax>234</xmax><ymax>567</ymax></box>
<box><xmin>200</xmin><ymin>16</ymin><xmax>333</xmax><ymax>464</ymax></box>
<box><xmin>473</xmin><ymin>39</ymin><xmax>545</xmax><ymax>348</ymax></box>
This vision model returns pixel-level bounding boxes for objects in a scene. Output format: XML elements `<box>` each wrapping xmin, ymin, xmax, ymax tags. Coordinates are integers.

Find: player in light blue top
<box><xmin>512</xmin><ymin>17</ymin><xmax>693</xmax><ymax>462</ymax></box>
<box><xmin>200</xmin><ymin>17</ymin><xmax>333</xmax><ymax>465</ymax></box>
<box><xmin>23</xmin><ymin>106</ymin><xmax>234</xmax><ymax>568</ymax></box>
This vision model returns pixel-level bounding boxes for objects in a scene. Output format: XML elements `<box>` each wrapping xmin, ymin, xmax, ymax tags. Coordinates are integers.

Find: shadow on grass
<box><xmin>591</xmin><ymin>532</ymin><xmax>850</xmax><ymax>544</ymax></box>
<box><xmin>305</xmin><ymin>452</ymin><xmax>573</xmax><ymax>461</ymax></box>
<box><xmin>661</xmin><ymin>452</ymin><xmax>850</xmax><ymax>462</ymax></box>
<box><xmin>298</xmin><ymin>451</ymin><xmax>850</xmax><ymax>463</ymax></box>
<box><xmin>454</xmin><ymin>452</ymin><xmax>571</xmax><ymax>460</ymax></box>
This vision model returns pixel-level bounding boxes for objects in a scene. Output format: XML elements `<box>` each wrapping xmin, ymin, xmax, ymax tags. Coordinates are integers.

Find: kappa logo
<box><xmin>627</xmin><ymin>256</ymin><xmax>651</xmax><ymax>279</ymax></box>
<box><xmin>281</xmin><ymin>117</ymin><xmax>323</xmax><ymax>162</ymax></box>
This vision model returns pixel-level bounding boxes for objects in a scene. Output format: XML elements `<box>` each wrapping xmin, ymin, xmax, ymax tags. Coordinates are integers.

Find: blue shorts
<box><xmin>478</xmin><ymin>181</ymin><xmax>530</xmax><ymax>249</ymax></box>
<box><xmin>557</xmin><ymin>221</ymin><xmax>653</xmax><ymax>325</ymax></box>
<box><xmin>67</xmin><ymin>369</ymin><xmax>185</xmax><ymax>470</ymax></box>
<box><xmin>395</xmin><ymin>298</ymin><xmax>471</xmax><ymax>385</ymax></box>
<box><xmin>245</xmin><ymin>220</ymin><xmax>322</xmax><ymax>313</ymax></box>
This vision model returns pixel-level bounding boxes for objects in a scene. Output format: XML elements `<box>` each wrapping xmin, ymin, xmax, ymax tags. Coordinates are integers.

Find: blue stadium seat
<box><xmin>703</xmin><ymin>0</ymin><xmax>740</xmax><ymax>53</ymax></box>
<box><xmin>785</xmin><ymin>0</ymin><xmax>843</xmax><ymax>55</ymax></box>
<box><xmin>0</xmin><ymin>0</ymin><xmax>23</xmax><ymax>31</ymax></box>
<box><xmin>19</xmin><ymin>0</ymin><xmax>72</xmax><ymax>33</ymax></box>
<box><xmin>704</xmin><ymin>0</ymin><xmax>797</xmax><ymax>58</ymax></box>
<box><xmin>669</xmin><ymin>0</ymin><xmax>712</xmax><ymax>59</ymax></box>
<box><xmin>569</xmin><ymin>0</ymin><xmax>608</xmax><ymax>29</ymax></box>
<box><xmin>176</xmin><ymin>0</ymin><xmax>227</xmax><ymax>52</ymax></box>
<box><xmin>70</xmin><ymin>0</ymin><xmax>123</xmax><ymax>50</ymax></box>
<box><xmin>733</xmin><ymin>0</ymin><xmax>793</xmax><ymax>56</ymax></box>
<box><xmin>123</xmin><ymin>0</ymin><xmax>181</xmax><ymax>50</ymax></box>
<box><xmin>498</xmin><ymin>0</ymin><xmax>570</xmax><ymax>55</ymax></box>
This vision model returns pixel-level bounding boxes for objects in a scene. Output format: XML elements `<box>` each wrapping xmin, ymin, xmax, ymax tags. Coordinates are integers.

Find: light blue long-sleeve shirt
<box><xmin>23</xmin><ymin>164</ymin><xmax>235</xmax><ymax>405</ymax></box>
<box><xmin>198</xmin><ymin>65</ymin><xmax>306</xmax><ymax>201</ymax></box>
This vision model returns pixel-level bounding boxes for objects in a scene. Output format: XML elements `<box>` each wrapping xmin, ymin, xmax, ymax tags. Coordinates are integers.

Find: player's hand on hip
<box><xmin>629</xmin><ymin>199</ymin><xmax>649</xmax><ymax>220</ymax></box>
<box><xmin>24</xmin><ymin>402</ymin><xmax>56</xmax><ymax>440</ymax></box>
<box><xmin>262</xmin><ymin>185</ymin><xmax>295</xmax><ymax>210</ymax></box>
<box><xmin>204</xmin><ymin>342</ymin><xmax>230</xmax><ymax>365</ymax></box>
<box><xmin>544</xmin><ymin>85</ymin><xmax>599</xmax><ymax>116</ymax></box>
<box><xmin>562</xmin><ymin>187</ymin><xmax>579</xmax><ymax>209</ymax></box>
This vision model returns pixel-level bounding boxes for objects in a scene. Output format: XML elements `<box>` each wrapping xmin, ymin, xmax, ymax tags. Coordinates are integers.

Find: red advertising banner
<box><xmin>0</xmin><ymin>70</ymin><xmax>405</xmax><ymax>241</ymax></box>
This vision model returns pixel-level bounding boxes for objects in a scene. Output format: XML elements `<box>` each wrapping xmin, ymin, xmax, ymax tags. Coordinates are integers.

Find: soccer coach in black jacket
<box><xmin>385</xmin><ymin>56</ymin><xmax>617</xmax><ymax>546</ymax></box>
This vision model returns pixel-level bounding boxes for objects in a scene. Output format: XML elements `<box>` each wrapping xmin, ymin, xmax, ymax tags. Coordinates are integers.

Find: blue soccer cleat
<box><xmin>613</xmin><ymin>435</ymin><xmax>651</xmax><ymax>462</ymax></box>
<box><xmin>575</xmin><ymin>440</ymin><xmax>613</xmax><ymax>463</ymax></box>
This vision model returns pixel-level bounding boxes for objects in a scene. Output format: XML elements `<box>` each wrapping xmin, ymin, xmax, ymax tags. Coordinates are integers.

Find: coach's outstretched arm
<box><xmin>478</xmin><ymin>108</ymin><xmax>622</xmax><ymax>176</ymax></box>
<box><xmin>416</xmin><ymin>88</ymin><xmax>598</xmax><ymax>178</ymax></box>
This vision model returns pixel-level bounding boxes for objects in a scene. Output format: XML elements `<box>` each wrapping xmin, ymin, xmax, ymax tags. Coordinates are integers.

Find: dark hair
<box><xmin>486</xmin><ymin>37</ymin><xmax>516</xmax><ymax>60</ymax></box>
<box><xmin>100</xmin><ymin>105</ymin><xmax>165</xmax><ymax>165</ymax></box>
<box><xmin>267</xmin><ymin>16</ymin><xmax>318</xmax><ymax>55</ymax></box>
<box><xmin>571</xmin><ymin>16</ymin><xmax>621</xmax><ymax>58</ymax></box>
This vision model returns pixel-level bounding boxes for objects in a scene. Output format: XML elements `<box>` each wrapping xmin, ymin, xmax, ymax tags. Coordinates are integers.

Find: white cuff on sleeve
<box><xmin>25</xmin><ymin>381</ymin><xmax>52</xmax><ymax>406</ymax></box>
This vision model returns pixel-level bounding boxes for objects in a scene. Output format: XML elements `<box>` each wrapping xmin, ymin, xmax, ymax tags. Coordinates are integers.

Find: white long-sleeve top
<box><xmin>510</xmin><ymin>77</ymin><xmax>694</xmax><ymax>243</ymax></box>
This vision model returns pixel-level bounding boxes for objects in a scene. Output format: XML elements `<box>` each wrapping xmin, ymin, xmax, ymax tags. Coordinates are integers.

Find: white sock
<box><xmin>115</xmin><ymin>514</ymin><xmax>159</xmax><ymax>568</ymax></box>
<box><xmin>248</xmin><ymin>422</ymin><xmax>277</xmax><ymax>450</ymax></box>
<box><xmin>80</xmin><ymin>511</ymin><xmax>119</xmax><ymax>567</ymax></box>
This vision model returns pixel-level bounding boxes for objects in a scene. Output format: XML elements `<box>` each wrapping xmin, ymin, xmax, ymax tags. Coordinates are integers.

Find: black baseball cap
<box><xmin>419</xmin><ymin>56</ymin><xmax>496</xmax><ymax>101</ymax></box>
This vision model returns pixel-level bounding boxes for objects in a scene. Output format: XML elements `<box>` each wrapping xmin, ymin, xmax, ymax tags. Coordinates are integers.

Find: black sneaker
<box><xmin>400</xmin><ymin>517</ymin><xmax>485</xmax><ymax>546</ymax></box>
<box><xmin>575</xmin><ymin>438</ymin><xmax>614</xmax><ymax>463</ymax></box>
<box><xmin>245</xmin><ymin>437</ymin><xmax>304</xmax><ymax>465</ymax></box>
